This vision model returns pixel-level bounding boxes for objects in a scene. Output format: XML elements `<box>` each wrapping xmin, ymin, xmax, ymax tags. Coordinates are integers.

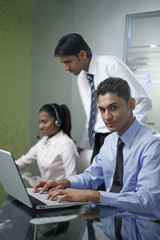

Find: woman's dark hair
<box><xmin>54</xmin><ymin>33</ymin><xmax>92</xmax><ymax>58</ymax></box>
<box><xmin>96</xmin><ymin>77</ymin><xmax>131</xmax><ymax>103</ymax></box>
<box><xmin>39</xmin><ymin>103</ymin><xmax>72</xmax><ymax>138</ymax></box>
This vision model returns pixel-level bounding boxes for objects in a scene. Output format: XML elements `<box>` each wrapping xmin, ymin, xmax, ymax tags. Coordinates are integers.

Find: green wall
<box><xmin>0</xmin><ymin>0</ymin><xmax>32</xmax><ymax>158</ymax></box>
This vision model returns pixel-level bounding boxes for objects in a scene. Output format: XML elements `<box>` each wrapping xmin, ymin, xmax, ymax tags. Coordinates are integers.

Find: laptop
<box><xmin>0</xmin><ymin>149</ymin><xmax>88</xmax><ymax>210</ymax></box>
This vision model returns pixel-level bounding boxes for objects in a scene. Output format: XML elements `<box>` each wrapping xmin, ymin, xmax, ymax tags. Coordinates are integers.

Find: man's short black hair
<box><xmin>96</xmin><ymin>77</ymin><xmax>131</xmax><ymax>103</ymax></box>
<box><xmin>54</xmin><ymin>33</ymin><xmax>92</xmax><ymax>58</ymax></box>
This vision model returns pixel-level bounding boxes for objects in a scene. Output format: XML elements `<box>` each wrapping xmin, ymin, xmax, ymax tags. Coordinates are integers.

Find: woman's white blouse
<box><xmin>16</xmin><ymin>131</ymin><xmax>79</xmax><ymax>180</ymax></box>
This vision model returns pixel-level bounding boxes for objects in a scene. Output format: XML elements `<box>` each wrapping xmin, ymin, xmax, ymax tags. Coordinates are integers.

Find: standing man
<box><xmin>54</xmin><ymin>33</ymin><xmax>152</xmax><ymax>158</ymax></box>
<box><xmin>33</xmin><ymin>77</ymin><xmax>160</xmax><ymax>217</ymax></box>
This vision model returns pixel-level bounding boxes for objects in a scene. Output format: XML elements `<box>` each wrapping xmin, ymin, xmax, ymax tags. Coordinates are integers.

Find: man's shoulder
<box><xmin>139</xmin><ymin>123</ymin><xmax>160</xmax><ymax>140</ymax></box>
<box><xmin>128</xmin><ymin>121</ymin><xmax>160</xmax><ymax>151</ymax></box>
<box><xmin>97</xmin><ymin>54</ymin><xmax>120</xmax><ymax>63</ymax></box>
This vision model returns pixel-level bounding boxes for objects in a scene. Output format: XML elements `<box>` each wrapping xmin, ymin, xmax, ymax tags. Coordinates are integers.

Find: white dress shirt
<box><xmin>16</xmin><ymin>130</ymin><xmax>79</xmax><ymax>180</ymax></box>
<box><xmin>77</xmin><ymin>53</ymin><xmax>152</xmax><ymax>148</ymax></box>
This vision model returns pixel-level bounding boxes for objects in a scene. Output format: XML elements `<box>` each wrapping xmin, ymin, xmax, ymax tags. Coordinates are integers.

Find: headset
<box><xmin>50</xmin><ymin>104</ymin><xmax>62</xmax><ymax>128</ymax></box>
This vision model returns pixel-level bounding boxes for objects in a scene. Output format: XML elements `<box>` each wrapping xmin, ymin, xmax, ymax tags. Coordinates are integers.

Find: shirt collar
<box><xmin>87</xmin><ymin>53</ymin><xmax>98</xmax><ymax>75</ymax></box>
<box><xmin>44</xmin><ymin>130</ymin><xmax>64</xmax><ymax>145</ymax></box>
<box><xmin>118</xmin><ymin>118</ymin><xmax>141</xmax><ymax>148</ymax></box>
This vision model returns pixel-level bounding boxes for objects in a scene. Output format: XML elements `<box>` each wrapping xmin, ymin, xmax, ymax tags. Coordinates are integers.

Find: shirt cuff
<box><xmin>99</xmin><ymin>191</ymin><xmax>119</xmax><ymax>207</ymax></box>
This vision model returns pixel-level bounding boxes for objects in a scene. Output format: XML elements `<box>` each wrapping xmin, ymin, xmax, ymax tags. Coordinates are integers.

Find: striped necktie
<box><xmin>87</xmin><ymin>73</ymin><xmax>96</xmax><ymax>146</ymax></box>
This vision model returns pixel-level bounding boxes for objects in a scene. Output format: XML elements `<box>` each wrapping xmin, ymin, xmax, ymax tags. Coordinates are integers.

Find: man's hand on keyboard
<box><xmin>33</xmin><ymin>179</ymin><xmax>71</xmax><ymax>194</ymax></box>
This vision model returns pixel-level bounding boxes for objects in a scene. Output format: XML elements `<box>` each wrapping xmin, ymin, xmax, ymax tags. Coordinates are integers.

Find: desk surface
<box><xmin>0</xmin><ymin>194</ymin><xmax>160</xmax><ymax>240</ymax></box>
<box><xmin>0</xmin><ymin>176</ymin><xmax>160</xmax><ymax>240</ymax></box>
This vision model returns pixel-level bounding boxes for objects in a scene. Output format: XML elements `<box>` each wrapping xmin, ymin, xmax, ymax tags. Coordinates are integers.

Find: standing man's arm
<box><xmin>77</xmin><ymin>70</ymin><xmax>92</xmax><ymax>150</ymax></box>
<box><xmin>109</xmin><ymin>60</ymin><xmax>152</xmax><ymax>124</ymax></box>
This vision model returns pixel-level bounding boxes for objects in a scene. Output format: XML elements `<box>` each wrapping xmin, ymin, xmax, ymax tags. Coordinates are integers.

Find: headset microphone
<box><xmin>37</xmin><ymin>130</ymin><xmax>41</xmax><ymax>139</ymax></box>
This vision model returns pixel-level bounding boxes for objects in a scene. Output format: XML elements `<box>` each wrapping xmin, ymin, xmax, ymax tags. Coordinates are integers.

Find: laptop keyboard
<box><xmin>29</xmin><ymin>194</ymin><xmax>45</xmax><ymax>206</ymax></box>
<box><xmin>27</xmin><ymin>188</ymin><xmax>71</xmax><ymax>205</ymax></box>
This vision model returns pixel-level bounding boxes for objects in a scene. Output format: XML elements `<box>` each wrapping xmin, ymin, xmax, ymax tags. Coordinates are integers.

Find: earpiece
<box><xmin>50</xmin><ymin>104</ymin><xmax>62</xmax><ymax>128</ymax></box>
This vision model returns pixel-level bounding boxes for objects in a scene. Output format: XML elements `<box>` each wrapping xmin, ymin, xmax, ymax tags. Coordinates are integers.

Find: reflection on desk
<box><xmin>0</xmin><ymin>197</ymin><xmax>160</xmax><ymax>240</ymax></box>
<box><xmin>0</xmin><ymin>198</ymin><xmax>89</xmax><ymax>240</ymax></box>
<box><xmin>94</xmin><ymin>208</ymin><xmax>160</xmax><ymax>240</ymax></box>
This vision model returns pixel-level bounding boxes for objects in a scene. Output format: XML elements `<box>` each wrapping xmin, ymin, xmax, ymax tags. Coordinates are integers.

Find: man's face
<box><xmin>98</xmin><ymin>92</ymin><xmax>135</xmax><ymax>136</ymax></box>
<box><xmin>59</xmin><ymin>52</ymin><xmax>86</xmax><ymax>76</ymax></box>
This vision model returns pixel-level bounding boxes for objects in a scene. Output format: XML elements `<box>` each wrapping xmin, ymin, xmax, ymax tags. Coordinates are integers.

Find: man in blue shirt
<box><xmin>33</xmin><ymin>77</ymin><xmax>160</xmax><ymax>217</ymax></box>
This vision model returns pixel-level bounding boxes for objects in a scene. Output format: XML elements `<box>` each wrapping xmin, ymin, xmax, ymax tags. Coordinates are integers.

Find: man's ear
<box><xmin>79</xmin><ymin>50</ymin><xmax>87</xmax><ymax>59</ymax></box>
<box><xmin>128</xmin><ymin>98</ymin><xmax>136</xmax><ymax>111</ymax></box>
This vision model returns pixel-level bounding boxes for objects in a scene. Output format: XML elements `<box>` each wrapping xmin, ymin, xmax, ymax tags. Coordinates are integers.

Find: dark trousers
<box><xmin>91</xmin><ymin>132</ymin><xmax>111</xmax><ymax>163</ymax></box>
<box><xmin>91</xmin><ymin>132</ymin><xmax>111</xmax><ymax>190</ymax></box>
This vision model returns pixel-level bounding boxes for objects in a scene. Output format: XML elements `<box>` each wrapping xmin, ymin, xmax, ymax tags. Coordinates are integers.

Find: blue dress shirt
<box><xmin>70</xmin><ymin>119</ymin><xmax>160</xmax><ymax>217</ymax></box>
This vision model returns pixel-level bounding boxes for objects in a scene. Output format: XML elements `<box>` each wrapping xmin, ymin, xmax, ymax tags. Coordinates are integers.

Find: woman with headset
<box><xmin>16</xmin><ymin>103</ymin><xmax>79</xmax><ymax>185</ymax></box>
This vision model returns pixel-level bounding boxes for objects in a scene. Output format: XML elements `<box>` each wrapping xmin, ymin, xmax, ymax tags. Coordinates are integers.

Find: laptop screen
<box><xmin>0</xmin><ymin>149</ymin><xmax>33</xmax><ymax>208</ymax></box>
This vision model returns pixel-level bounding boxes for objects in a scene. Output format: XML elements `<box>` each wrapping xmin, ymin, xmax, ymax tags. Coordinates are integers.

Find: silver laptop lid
<box><xmin>0</xmin><ymin>149</ymin><xmax>33</xmax><ymax>208</ymax></box>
